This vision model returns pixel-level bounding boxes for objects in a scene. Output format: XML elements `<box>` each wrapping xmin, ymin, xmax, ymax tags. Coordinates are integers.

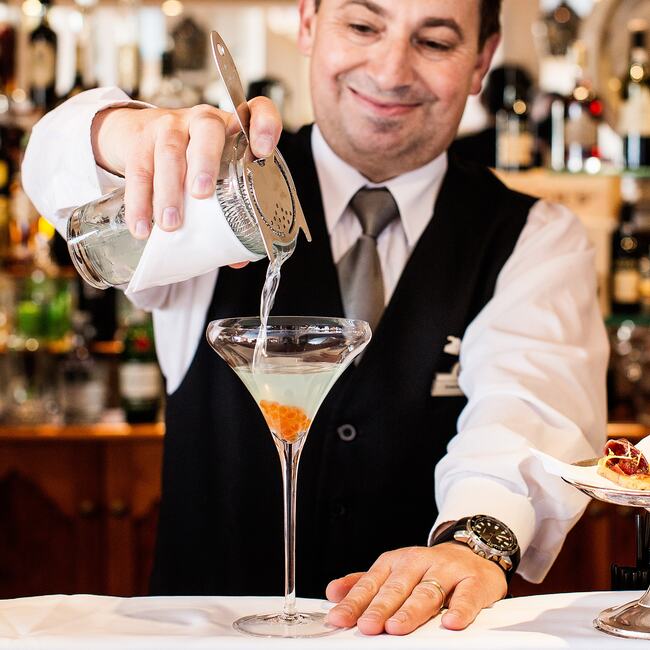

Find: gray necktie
<box><xmin>337</xmin><ymin>187</ymin><xmax>399</xmax><ymax>332</ymax></box>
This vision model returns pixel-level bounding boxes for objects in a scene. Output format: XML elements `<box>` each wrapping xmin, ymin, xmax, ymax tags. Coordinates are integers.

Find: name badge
<box><xmin>431</xmin><ymin>336</ymin><xmax>465</xmax><ymax>397</ymax></box>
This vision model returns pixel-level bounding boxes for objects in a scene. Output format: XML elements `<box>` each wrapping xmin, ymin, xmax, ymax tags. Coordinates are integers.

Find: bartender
<box><xmin>22</xmin><ymin>0</ymin><xmax>607</xmax><ymax>636</ymax></box>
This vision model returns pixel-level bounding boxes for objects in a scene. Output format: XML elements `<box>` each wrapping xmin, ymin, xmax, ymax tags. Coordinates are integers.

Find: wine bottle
<box><xmin>611</xmin><ymin>202</ymin><xmax>640</xmax><ymax>315</ymax></box>
<box><xmin>0</xmin><ymin>126</ymin><xmax>11</xmax><ymax>259</ymax></box>
<box><xmin>28</xmin><ymin>0</ymin><xmax>57</xmax><ymax>113</ymax></box>
<box><xmin>495</xmin><ymin>68</ymin><xmax>533</xmax><ymax>171</ymax></box>
<box><xmin>119</xmin><ymin>309</ymin><xmax>161</xmax><ymax>423</ymax></box>
<box><xmin>0</xmin><ymin>0</ymin><xmax>16</xmax><ymax>97</ymax></box>
<box><xmin>620</xmin><ymin>20</ymin><xmax>650</xmax><ymax>171</ymax></box>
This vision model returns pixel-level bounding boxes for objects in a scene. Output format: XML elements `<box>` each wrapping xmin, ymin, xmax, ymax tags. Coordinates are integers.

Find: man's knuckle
<box><xmin>156</xmin><ymin>112</ymin><xmax>183</xmax><ymax>131</ymax></box>
<box><xmin>354</xmin><ymin>575</ymin><xmax>380</xmax><ymax>595</ymax></box>
<box><xmin>190</xmin><ymin>103</ymin><xmax>218</xmax><ymax>116</ymax></box>
<box><xmin>157</xmin><ymin>141</ymin><xmax>186</xmax><ymax>162</ymax></box>
<box><xmin>129</xmin><ymin>167</ymin><xmax>152</xmax><ymax>185</ymax></box>
<box><xmin>381</xmin><ymin>579</ymin><xmax>408</xmax><ymax>597</ymax></box>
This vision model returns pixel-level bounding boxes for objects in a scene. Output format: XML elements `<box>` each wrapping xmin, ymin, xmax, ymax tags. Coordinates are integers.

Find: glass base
<box><xmin>233</xmin><ymin>611</ymin><xmax>339</xmax><ymax>638</ymax></box>
<box><xmin>594</xmin><ymin>598</ymin><xmax>650</xmax><ymax>640</ymax></box>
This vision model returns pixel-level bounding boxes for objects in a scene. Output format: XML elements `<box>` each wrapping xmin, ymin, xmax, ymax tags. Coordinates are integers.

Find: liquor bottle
<box><xmin>171</xmin><ymin>16</ymin><xmax>206</xmax><ymax>71</ymax></box>
<box><xmin>620</xmin><ymin>20</ymin><xmax>650</xmax><ymax>171</ymax></box>
<box><xmin>495</xmin><ymin>68</ymin><xmax>533</xmax><ymax>171</ymax></box>
<box><xmin>60</xmin><ymin>311</ymin><xmax>106</xmax><ymax>423</ymax></box>
<box><xmin>28</xmin><ymin>0</ymin><xmax>57</xmax><ymax>113</ymax></box>
<box><xmin>119</xmin><ymin>309</ymin><xmax>161</xmax><ymax>423</ymax></box>
<box><xmin>0</xmin><ymin>0</ymin><xmax>16</xmax><ymax>97</ymax></box>
<box><xmin>77</xmin><ymin>280</ymin><xmax>117</xmax><ymax>342</ymax></box>
<box><xmin>116</xmin><ymin>0</ymin><xmax>140</xmax><ymax>99</ymax></box>
<box><xmin>0</xmin><ymin>127</ymin><xmax>11</xmax><ymax>259</ymax></box>
<box><xmin>148</xmin><ymin>49</ymin><xmax>200</xmax><ymax>109</ymax></box>
<box><xmin>551</xmin><ymin>41</ymin><xmax>603</xmax><ymax>172</ymax></box>
<box><xmin>611</xmin><ymin>202</ymin><xmax>640</xmax><ymax>315</ymax></box>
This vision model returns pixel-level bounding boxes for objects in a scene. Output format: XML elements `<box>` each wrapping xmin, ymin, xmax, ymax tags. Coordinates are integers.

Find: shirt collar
<box><xmin>310</xmin><ymin>123</ymin><xmax>448</xmax><ymax>247</ymax></box>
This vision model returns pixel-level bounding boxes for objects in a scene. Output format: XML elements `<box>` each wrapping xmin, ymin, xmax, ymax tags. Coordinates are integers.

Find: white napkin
<box><xmin>531</xmin><ymin>435</ymin><xmax>650</xmax><ymax>491</ymax></box>
<box><xmin>126</xmin><ymin>193</ymin><xmax>264</xmax><ymax>296</ymax></box>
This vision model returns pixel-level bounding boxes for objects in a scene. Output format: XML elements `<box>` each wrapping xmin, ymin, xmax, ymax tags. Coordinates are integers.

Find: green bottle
<box><xmin>119</xmin><ymin>309</ymin><xmax>161</xmax><ymax>423</ymax></box>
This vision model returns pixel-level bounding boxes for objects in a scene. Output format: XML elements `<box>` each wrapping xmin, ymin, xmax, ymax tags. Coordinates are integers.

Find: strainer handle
<box><xmin>210</xmin><ymin>31</ymin><xmax>251</xmax><ymax>145</ymax></box>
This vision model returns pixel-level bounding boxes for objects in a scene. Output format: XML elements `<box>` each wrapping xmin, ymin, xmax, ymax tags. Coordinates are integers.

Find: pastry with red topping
<box><xmin>597</xmin><ymin>438</ymin><xmax>650</xmax><ymax>490</ymax></box>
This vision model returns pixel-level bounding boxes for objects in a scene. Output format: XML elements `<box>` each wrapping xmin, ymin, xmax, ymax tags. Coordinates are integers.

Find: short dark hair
<box><xmin>312</xmin><ymin>0</ymin><xmax>501</xmax><ymax>48</ymax></box>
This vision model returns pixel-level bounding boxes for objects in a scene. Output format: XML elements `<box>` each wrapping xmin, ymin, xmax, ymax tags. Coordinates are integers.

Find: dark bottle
<box><xmin>0</xmin><ymin>127</ymin><xmax>11</xmax><ymax>259</ymax></box>
<box><xmin>28</xmin><ymin>0</ymin><xmax>57</xmax><ymax>113</ymax></box>
<box><xmin>119</xmin><ymin>309</ymin><xmax>161</xmax><ymax>423</ymax></box>
<box><xmin>77</xmin><ymin>279</ymin><xmax>117</xmax><ymax>342</ymax></box>
<box><xmin>611</xmin><ymin>203</ymin><xmax>640</xmax><ymax>315</ymax></box>
<box><xmin>0</xmin><ymin>1</ymin><xmax>16</xmax><ymax>96</ymax></box>
<box><xmin>495</xmin><ymin>68</ymin><xmax>533</xmax><ymax>171</ymax></box>
<box><xmin>620</xmin><ymin>20</ymin><xmax>650</xmax><ymax>171</ymax></box>
<box><xmin>60</xmin><ymin>311</ymin><xmax>106</xmax><ymax>423</ymax></box>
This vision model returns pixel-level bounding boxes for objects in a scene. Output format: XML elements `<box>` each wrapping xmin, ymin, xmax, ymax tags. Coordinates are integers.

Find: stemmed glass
<box><xmin>206</xmin><ymin>316</ymin><xmax>371</xmax><ymax>638</ymax></box>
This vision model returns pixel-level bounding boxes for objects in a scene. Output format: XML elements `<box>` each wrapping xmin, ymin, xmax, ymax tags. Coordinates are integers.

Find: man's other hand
<box><xmin>325</xmin><ymin>542</ymin><xmax>507</xmax><ymax>635</ymax></box>
<box><xmin>90</xmin><ymin>99</ymin><xmax>282</xmax><ymax>240</ymax></box>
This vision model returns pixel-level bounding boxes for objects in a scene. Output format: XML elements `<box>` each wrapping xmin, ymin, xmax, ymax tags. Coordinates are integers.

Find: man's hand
<box><xmin>90</xmin><ymin>99</ymin><xmax>282</xmax><ymax>240</ymax></box>
<box><xmin>325</xmin><ymin>542</ymin><xmax>507</xmax><ymax>636</ymax></box>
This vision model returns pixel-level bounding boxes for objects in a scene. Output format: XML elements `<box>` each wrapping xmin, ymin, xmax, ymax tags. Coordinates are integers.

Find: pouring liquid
<box><xmin>252</xmin><ymin>245</ymin><xmax>294</xmax><ymax>371</ymax></box>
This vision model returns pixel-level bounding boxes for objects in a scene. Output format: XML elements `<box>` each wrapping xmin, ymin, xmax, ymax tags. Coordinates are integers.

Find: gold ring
<box><xmin>418</xmin><ymin>578</ymin><xmax>447</xmax><ymax>606</ymax></box>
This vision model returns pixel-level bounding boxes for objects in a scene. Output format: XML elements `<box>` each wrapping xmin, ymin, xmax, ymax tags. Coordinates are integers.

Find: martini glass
<box><xmin>206</xmin><ymin>316</ymin><xmax>371</xmax><ymax>638</ymax></box>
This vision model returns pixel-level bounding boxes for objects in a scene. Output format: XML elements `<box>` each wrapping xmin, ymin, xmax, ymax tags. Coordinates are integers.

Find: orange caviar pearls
<box><xmin>259</xmin><ymin>400</ymin><xmax>311</xmax><ymax>442</ymax></box>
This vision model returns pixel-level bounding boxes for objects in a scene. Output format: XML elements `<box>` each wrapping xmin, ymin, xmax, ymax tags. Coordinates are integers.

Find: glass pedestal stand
<box><xmin>564</xmin><ymin>479</ymin><xmax>650</xmax><ymax>639</ymax></box>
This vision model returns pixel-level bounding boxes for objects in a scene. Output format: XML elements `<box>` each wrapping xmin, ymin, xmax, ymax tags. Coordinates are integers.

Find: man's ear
<box><xmin>298</xmin><ymin>0</ymin><xmax>318</xmax><ymax>56</ymax></box>
<box><xmin>469</xmin><ymin>32</ymin><xmax>501</xmax><ymax>96</ymax></box>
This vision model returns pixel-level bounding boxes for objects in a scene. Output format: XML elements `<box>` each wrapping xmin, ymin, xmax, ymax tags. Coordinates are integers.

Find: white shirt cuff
<box><xmin>429</xmin><ymin>477</ymin><xmax>536</xmax><ymax>564</ymax></box>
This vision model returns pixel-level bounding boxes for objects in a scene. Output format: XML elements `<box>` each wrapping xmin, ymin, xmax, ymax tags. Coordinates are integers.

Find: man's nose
<box><xmin>366</xmin><ymin>36</ymin><xmax>416</xmax><ymax>92</ymax></box>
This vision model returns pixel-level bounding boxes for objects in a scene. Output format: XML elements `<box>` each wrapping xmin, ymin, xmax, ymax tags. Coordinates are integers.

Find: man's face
<box><xmin>298</xmin><ymin>0</ymin><xmax>499</xmax><ymax>181</ymax></box>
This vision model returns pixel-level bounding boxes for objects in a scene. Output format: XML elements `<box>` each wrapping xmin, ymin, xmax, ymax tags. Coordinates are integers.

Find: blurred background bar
<box><xmin>2</xmin><ymin>0</ymin><xmax>650</xmax><ymax>600</ymax></box>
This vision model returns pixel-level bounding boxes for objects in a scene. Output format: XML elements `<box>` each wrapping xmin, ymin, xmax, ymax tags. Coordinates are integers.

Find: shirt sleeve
<box><xmin>20</xmin><ymin>87</ymin><xmax>216</xmax><ymax>391</ymax></box>
<box><xmin>21</xmin><ymin>86</ymin><xmax>153</xmax><ymax>238</ymax></box>
<box><xmin>431</xmin><ymin>200</ymin><xmax>609</xmax><ymax>584</ymax></box>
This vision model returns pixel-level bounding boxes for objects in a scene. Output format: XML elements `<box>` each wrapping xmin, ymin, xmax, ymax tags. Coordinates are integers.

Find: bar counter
<box><xmin>0</xmin><ymin>422</ymin><xmax>648</xmax><ymax>599</ymax></box>
<box><xmin>0</xmin><ymin>592</ymin><xmax>645</xmax><ymax>648</ymax></box>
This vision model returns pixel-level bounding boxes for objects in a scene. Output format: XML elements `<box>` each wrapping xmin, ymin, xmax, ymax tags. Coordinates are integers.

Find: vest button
<box><xmin>337</xmin><ymin>424</ymin><xmax>357</xmax><ymax>442</ymax></box>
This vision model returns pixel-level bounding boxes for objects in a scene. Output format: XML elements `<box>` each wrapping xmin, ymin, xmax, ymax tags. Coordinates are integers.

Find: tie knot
<box><xmin>350</xmin><ymin>187</ymin><xmax>399</xmax><ymax>239</ymax></box>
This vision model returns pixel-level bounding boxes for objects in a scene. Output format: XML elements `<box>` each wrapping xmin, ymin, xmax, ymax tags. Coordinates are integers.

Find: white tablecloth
<box><xmin>0</xmin><ymin>592</ymin><xmax>647</xmax><ymax>649</ymax></box>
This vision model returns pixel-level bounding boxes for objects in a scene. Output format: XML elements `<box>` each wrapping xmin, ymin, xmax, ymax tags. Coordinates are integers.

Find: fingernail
<box><xmin>257</xmin><ymin>135</ymin><xmax>274</xmax><ymax>157</ymax></box>
<box><xmin>134</xmin><ymin>219</ymin><xmax>150</xmax><ymax>239</ymax></box>
<box><xmin>162</xmin><ymin>207</ymin><xmax>179</xmax><ymax>229</ymax></box>
<box><xmin>192</xmin><ymin>173</ymin><xmax>213</xmax><ymax>196</ymax></box>
<box><xmin>388</xmin><ymin>612</ymin><xmax>408</xmax><ymax>623</ymax></box>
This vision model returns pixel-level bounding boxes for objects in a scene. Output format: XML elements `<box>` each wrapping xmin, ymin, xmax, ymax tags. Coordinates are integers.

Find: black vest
<box><xmin>151</xmin><ymin>126</ymin><xmax>536</xmax><ymax>597</ymax></box>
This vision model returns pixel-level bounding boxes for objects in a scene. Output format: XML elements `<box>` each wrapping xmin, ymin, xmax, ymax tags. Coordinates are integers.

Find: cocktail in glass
<box><xmin>206</xmin><ymin>316</ymin><xmax>371</xmax><ymax>638</ymax></box>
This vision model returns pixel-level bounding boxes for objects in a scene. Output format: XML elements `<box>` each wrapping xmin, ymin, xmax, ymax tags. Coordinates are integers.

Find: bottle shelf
<box><xmin>0</xmin><ymin>420</ymin><xmax>163</xmax><ymax>440</ymax></box>
<box><xmin>0</xmin><ymin>420</ymin><xmax>639</xmax><ymax>442</ymax></box>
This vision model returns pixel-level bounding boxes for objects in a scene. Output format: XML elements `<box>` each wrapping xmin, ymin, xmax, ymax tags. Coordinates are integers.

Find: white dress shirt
<box><xmin>22</xmin><ymin>87</ymin><xmax>609</xmax><ymax>584</ymax></box>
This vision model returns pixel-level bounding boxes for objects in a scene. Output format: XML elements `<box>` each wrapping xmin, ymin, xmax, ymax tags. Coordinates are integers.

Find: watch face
<box><xmin>470</xmin><ymin>515</ymin><xmax>518</xmax><ymax>553</ymax></box>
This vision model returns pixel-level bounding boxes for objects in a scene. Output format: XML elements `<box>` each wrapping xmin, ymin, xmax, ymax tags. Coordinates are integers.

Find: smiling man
<box><xmin>22</xmin><ymin>0</ymin><xmax>607</xmax><ymax>637</ymax></box>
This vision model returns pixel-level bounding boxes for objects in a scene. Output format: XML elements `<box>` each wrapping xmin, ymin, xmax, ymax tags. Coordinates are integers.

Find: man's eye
<box><xmin>349</xmin><ymin>23</ymin><xmax>375</xmax><ymax>35</ymax></box>
<box><xmin>418</xmin><ymin>39</ymin><xmax>452</xmax><ymax>52</ymax></box>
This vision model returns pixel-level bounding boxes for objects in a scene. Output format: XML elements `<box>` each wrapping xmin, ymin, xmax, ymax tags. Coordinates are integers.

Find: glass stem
<box><xmin>278</xmin><ymin>438</ymin><xmax>303</xmax><ymax>619</ymax></box>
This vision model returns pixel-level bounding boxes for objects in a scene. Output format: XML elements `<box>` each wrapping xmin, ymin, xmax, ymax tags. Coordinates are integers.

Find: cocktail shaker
<box><xmin>67</xmin><ymin>31</ymin><xmax>310</xmax><ymax>290</ymax></box>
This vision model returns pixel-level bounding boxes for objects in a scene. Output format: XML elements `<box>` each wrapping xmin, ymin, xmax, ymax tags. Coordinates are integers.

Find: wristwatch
<box><xmin>430</xmin><ymin>514</ymin><xmax>521</xmax><ymax>581</ymax></box>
